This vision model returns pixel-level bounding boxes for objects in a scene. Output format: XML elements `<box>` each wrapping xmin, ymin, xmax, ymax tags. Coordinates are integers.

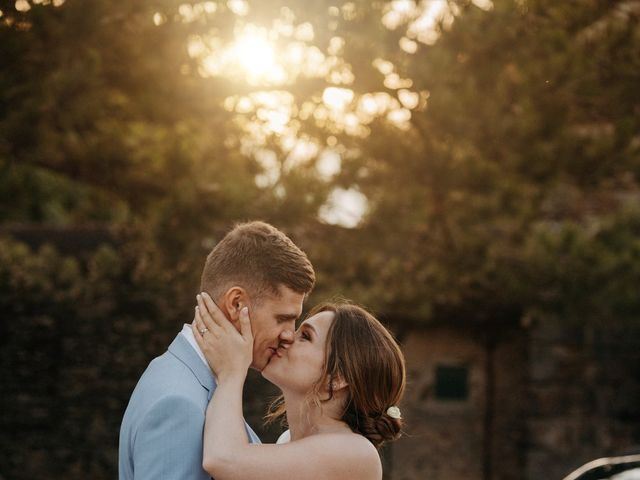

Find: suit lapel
<box><xmin>168</xmin><ymin>333</ymin><xmax>217</xmax><ymax>397</ymax></box>
<box><xmin>167</xmin><ymin>333</ymin><xmax>261</xmax><ymax>443</ymax></box>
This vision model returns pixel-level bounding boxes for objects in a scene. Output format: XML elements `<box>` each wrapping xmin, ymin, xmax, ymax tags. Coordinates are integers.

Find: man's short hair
<box><xmin>200</xmin><ymin>221</ymin><xmax>315</xmax><ymax>303</ymax></box>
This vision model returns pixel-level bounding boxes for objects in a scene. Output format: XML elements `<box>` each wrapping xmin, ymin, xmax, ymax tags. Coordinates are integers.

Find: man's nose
<box><xmin>279</xmin><ymin>329</ymin><xmax>295</xmax><ymax>345</ymax></box>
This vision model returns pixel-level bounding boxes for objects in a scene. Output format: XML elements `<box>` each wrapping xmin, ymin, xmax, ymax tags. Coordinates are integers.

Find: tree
<box><xmin>2</xmin><ymin>0</ymin><xmax>638</xmax><ymax>323</ymax></box>
<box><xmin>310</xmin><ymin>0</ymin><xmax>640</xmax><ymax>327</ymax></box>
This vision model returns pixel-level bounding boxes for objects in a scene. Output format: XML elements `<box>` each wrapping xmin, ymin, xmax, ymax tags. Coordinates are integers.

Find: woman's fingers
<box><xmin>191</xmin><ymin>297</ymin><xmax>253</xmax><ymax>379</ymax></box>
<box><xmin>191</xmin><ymin>308</ymin><xmax>219</xmax><ymax>371</ymax></box>
<box><xmin>195</xmin><ymin>292</ymin><xmax>251</xmax><ymax>346</ymax></box>
<box><xmin>193</xmin><ymin>304</ymin><xmax>221</xmax><ymax>340</ymax></box>
<box><xmin>192</xmin><ymin>307</ymin><xmax>206</xmax><ymax>347</ymax></box>
<box><xmin>196</xmin><ymin>293</ymin><xmax>223</xmax><ymax>332</ymax></box>
<box><xmin>199</xmin><ymin>292</ymin><xmax>232</xmax><ymax>330</ymax></box>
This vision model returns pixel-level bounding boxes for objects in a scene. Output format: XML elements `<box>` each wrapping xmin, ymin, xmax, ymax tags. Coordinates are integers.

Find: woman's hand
<box><xmin>192</xmin><ymin>292</ymin><xmax>253</xmax><ymax>383</ymax></box>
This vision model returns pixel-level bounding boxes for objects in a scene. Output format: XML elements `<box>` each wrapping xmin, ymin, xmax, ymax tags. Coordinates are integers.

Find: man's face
<box><xmin>249</xmin><ymin>285</ymin><xmax>305</xmax><ymax>371</ymax></box>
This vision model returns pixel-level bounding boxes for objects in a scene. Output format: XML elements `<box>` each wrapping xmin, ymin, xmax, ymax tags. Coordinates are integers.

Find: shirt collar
<box><xmin>180</xmin><ymin>323</ymin><xmax>209</xmax><ymax>368</ymax></box>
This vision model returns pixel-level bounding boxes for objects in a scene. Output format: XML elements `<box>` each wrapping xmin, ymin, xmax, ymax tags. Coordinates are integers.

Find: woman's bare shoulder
<box><xmin>299</xmin><ymin>432</ymin><xmax>382</xmax><ymax>480</ymax></box>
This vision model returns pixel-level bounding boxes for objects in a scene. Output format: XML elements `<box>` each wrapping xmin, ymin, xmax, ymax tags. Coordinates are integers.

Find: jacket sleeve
<box><xmin>133</xmin><ymin>395</ymin><xmax>207</xmax><ymax>480</ymax></box>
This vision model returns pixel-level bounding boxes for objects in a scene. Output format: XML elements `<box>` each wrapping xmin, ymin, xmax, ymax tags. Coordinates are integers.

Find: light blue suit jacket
<box><xmin>119</xmin><ymin>333</ymin><xmax>261</xmax><ymax>480</ymax></box>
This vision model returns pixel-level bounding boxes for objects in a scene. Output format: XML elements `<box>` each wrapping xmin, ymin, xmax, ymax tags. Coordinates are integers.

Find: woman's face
<box><xmin>261</xmin><ymin>310</ymin><xmax>335</xmax><ymax>394</ymax></box>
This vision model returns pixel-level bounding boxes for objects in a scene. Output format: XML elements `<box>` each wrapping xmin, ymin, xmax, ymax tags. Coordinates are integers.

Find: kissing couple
<box><xmin>119</xmin><ymin>221</ymin><xmax>406</xmax><ymax>480</ymax></box>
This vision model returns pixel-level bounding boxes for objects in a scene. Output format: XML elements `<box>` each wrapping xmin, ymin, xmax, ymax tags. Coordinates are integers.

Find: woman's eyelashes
<box><xmin>296</xmin><ymin>329</ymin><xmax>311</xmax><ymax>341</ymax></box>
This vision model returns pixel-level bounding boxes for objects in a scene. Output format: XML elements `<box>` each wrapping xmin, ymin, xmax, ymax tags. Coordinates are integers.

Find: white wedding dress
<box><xmin>276</xmin><ymin>430</ymin><xmax>291</xmax><ymax>444</ymax></box>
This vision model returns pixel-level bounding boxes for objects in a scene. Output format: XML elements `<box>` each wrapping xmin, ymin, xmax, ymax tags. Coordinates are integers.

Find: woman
<box><xmin>192</xmin><ymin>292</ymin><xmax>406</xmax><ymax>480</ymax></box>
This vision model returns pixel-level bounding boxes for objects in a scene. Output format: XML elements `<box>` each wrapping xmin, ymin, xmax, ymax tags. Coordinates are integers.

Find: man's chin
<box><xmin>260</xmin><ymin>362</ymin><xmax>276</xmax><ymax>382</ymax></box>
<box><xmin>248</xmin><ymin>363</ymin><xmax>261</xmax><ymax>372</ymax></box>
<box><xmin>259</xmin><ymin>354</ymin><xmax>282</xmax><ymax>377</ymax></box>
<box><xmin>251</xmin><ymin>354</ymin><xmax>271</xmax><ymax>372</ymax></box>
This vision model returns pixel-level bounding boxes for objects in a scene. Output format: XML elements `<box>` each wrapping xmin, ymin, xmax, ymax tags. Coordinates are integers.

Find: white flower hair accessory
<box><xmin>386</xmin><ymin>406</ymin><xmax>402</xmax><ymax>419</ymax></box>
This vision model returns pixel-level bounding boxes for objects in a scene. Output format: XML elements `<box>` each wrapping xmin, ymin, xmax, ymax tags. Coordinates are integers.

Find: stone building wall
<box><xmin>490</xmin><ymin>331</ymin><xmax>529</xmax><ymax>480</ymax></box>
<box><xmin>390</xmin><ymin>326</ymin><xmax>527</xmax><ymax>480</ymax></box>
<box><xmin>391</xmin><ymin>319</ymin><xmax>640</xmax><ymax>480</ymax></box>
<box><xmin>525</xmin><ymin>318</ymin><xmax>640</xmax><ymax>479</ymax></box>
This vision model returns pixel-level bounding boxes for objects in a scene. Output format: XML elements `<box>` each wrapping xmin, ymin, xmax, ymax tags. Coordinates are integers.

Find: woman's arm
<box><xmin>201</xmin><ymin>370</ymin><xmax>249</xmax><ymax>472</ymax></box>
<box><xmin>191</xmin><ymin>294</ymin><xmax>254</xmax><ymax>471</ymax></box>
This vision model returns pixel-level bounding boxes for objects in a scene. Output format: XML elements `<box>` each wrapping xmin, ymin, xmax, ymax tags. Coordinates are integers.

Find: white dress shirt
<box><xmin>180</xmin><ymin>323</ymin><xmax>209</xmax><ymax>368</ymax></box>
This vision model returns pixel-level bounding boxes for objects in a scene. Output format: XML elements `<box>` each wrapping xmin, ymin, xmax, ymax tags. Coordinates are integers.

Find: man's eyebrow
<box><xmin>276</xmin><ymin>313</ymin><xmax>299</xmax><ymax>322</ymax></box>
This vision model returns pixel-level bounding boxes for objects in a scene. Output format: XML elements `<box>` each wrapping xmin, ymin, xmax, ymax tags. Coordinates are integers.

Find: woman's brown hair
<box><xmin>267</xmin><ymin>302</ymin><xmax>406</xmax><ymax>449</ymax></box>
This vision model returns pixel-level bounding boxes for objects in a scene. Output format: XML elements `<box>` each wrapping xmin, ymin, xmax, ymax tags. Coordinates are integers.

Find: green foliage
<box><xmin>0</xmin><ymin>236</ymin><xmax>181</xmax><ymax>328</ymax></box>
<box><xmin>0</xmin><ymin>239</ymin><xmax>71</xmax><ymax>325</ymax></box>
<box><xmin>320</xmin><ymin>0</ymin><xmax>640</xmax><ymax>325</ymax></box>
<box><xmin>524</xmin><ymin>207</ymin><xmax>640</xmax><ymax>323</ymax></box>
<box><xmin>1</xmin><ymin>0</ymin><xmax>639</xmax><ymax>330</ymax></box>
<box><xmin>0</xmin><ymin>234</ymin><xmax>198</xmax><ymax>479</ymax></box>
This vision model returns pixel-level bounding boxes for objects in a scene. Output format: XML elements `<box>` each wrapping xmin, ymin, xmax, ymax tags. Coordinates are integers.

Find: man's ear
<box><xmin>221</xmin><ymin>286</ymin><xmax>248</xmax><ymax>322</ymax></box>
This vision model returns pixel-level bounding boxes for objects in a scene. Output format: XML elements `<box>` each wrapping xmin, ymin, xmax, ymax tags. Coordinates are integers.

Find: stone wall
<box><xmin>525</xmin><ymin>318</ymin><xmax>640</xmax><ymax>479</ymax></box>
<box><xmin>390</xmin><ymin>326</ymin><xmax>527</xmax><ymax>480</ymax></box>
<box><xmin>391</xmin><ymin>318</ymin><xmax>640</xmax><ymax>480</ymax></box>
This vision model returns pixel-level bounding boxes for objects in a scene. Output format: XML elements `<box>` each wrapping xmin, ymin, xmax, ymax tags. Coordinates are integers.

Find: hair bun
<box><xmin>358</xmin><ymin>412</ymin><xmax>403</xmax><ymax>449</ymax></box>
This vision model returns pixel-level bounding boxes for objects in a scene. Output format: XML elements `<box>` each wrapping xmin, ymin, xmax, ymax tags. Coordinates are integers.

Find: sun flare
<box><xmin>231</xmin><ymin>32</ymin><xmax>284</xmax><ymax>84</ymax></box>
<box><xmin>193</xmin><ymin>25</ymin><xmax>288</xmax><ymax>85</ymax></box>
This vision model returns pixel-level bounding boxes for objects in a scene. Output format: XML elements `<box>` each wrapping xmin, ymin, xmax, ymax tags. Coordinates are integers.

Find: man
<box><xmin>119</xmin><ymin>221</ymin><xmax>315</xmax><ymax>480</ymax></box>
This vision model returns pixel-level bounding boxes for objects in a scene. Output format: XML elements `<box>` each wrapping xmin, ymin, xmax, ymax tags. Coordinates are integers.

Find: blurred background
<box><xmin>1</xmin><ymin>0</ymin><xmax>639</xmax><ymax>479</ymax></box>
